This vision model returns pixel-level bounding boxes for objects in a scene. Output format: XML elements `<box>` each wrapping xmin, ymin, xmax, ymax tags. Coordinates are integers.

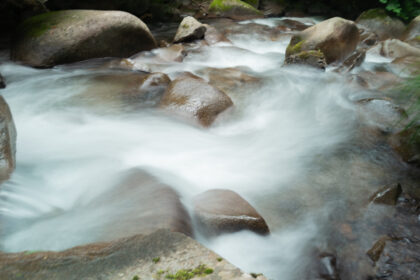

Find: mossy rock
<box><xmin>357</xmin><ymin>8</ymin><xmax>389</xmax><ymax>21</ymax></box>
<box><xmin>242</xmin><ymin>0</ymin><xmax>259</xmax><ymax>9</ymax></box>
<box><xmin>11</xmin><ymin>10</ymin><xmax>157</xmax><ymax>67</ymax></box>
<box><xmin>208</xmin><ymin>0</ymin><xmax>263</xmax><ymax>20</ymax></box>
<box><xmin>356</xmin><ymin>8</ymin><xmax>406</xmax><ymax>40</ymax></box>
<box><xmin>284</xmin><ymin>50</ymin><xmax>327</xmax><ymax>70</ymax></box>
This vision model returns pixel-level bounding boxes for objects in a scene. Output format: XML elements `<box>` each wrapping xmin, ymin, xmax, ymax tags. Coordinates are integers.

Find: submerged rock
<box><xmin>367</xmin><ymin>39</ymin><xmax>420</xmax><ymax>59</ymax></box>
<box><xmin>285</xmin><ymin>17</ymin><xmax>359</xmax><ymax>65</ymax></box>
<box><xmin>369</xmin><ymin>184</ymin><xmax>402</xmax><ymax>205</ymax></box>
<box><xmin>389</xmin><ymin>125</ymin><xmax>420</xmax><ymax>166</ymax></box>
<box><xmin>0</xmin><ymin>73</ymin><xmax>5</xmax><ymax>89</ymax></box>
<box><xmin>159</xmin><ymin>74</ymin><xmax>233</xmax><ymax>127</ymax></box>
<box><xmin>193</xmin><ymin>189</ymin><xmax>269</xmax><ymax>236</ymax></box>
<box><xmin>366</xmin><ymin>236</ymin><xmax>389</xmax><ymax>262</ymax></box>
<box><xmin>173</xmin><ymin>16</ymin><xmax>207</xmax><ymax>43</ymax></box>
<box><xmin>0</xmin><ymin>229</ymin><xmax>267</xmax><ymax>280</ymax></box>
<box><xmin>356</xmin><ymin>8</ymin><xmax>405</xmax><ymax>40</ymax></box>
<box><xmin>0</xmin><ymin>96</ymin><xmax>16</xmax><ymax>183</ymax></box>
<box><xmin>204</xmin><ymin>24</ymin><xmax>231</xmax><ymax>45</ymax></box>
<box><xmin>11</xmin><ymin>10</ymin><xmax>157</xmax><ymax>67</ymax></box>
<box><xmin>208</xmin><ymin>0</ymin><xmax>263</xmax><ymax>20</ymax></box>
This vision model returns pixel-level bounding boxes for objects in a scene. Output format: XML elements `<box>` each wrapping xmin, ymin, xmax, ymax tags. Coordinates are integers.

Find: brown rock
<box><xmin>155</xmin><ymin>44</ymin><xmax>187</xmax><ymax>63</ymax></box>
<box><xmin>0</xmin><ymin>230</ymin><xmax>266</xmax><ymax>280</ymax></box>
<box><xmin>403</xmin><ymin>15</ymin><xmax>420</xmax><ymax>47</ymax></box>
<box><xmin>335</xmin><ymin>50</ymin><xmax>366</xmax><ymax>73</ymax></box>
<box><xmin>73</xmin><ymin>72</ymin><xmax>170</xmax><ymax>111</ymax></box>
<box><xmin>367</xmin><ymin>39</ymin><xmax>420</xmax><ymax>59</ymax></box>
<box><xmin>261</xmin><ymin>0</ymin><xmax>285</xmax><ymax>17</ymax></box>
<box><xmin>369</xmin><ymin>184</ymin><xmax>402</xmax><ymax>205</ymax></box>
<box><xmin>159</xmin><ymin>75</ymin><xmax>233</xmax><ymax>127</ymax></box>
<box><xmin>193</xmin><ymin>189</ymin><xmax>269</xmax><ymax>236</ymax></box>
<box><xmin>0</xmin><ymin>96</ymin><xmax>17</xmax><ymax>183</ymax></box>
<box><xmin>389</xmin><ymin>125</ymin><xmax>420</xmax><ymax>166</ymax></box>
<box><xmin>356</xmin><ymin>9</ymin><xmax>406</xmax><ymax>40</ymax></box>
<box><xmin>285</xmin><ymin>17</ymin><xmax>359</xmax><ymax>64</ymax></box>
<box><xmin>208</xmin><ymin>0</ymin><xmax>264</xmax><ymax>20</ymax></box>
<box><xmin>173</xmin><ymin>16</ymin><xmax>206</xmax><ymax>43</ymax></box>
<box><xmin>366</xmin><ymin>236</ymin><xmax>389</xmax><ymax>262</ymax></box>
<box><xmin>390</xmin><ymin>56</ymin><xmax>420</xmax><ymax>77</ymax></box>
<box><xmin>11</xmin><ymin>10</ymin><xmax>157</xmax><ymax>68</ymax></box>
<box><xmin>284</xmin><ymin>49</ymin><xmax>327</xmax><ymax>70</ymax></box>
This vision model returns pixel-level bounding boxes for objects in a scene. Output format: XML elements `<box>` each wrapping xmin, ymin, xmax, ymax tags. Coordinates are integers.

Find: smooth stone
<box><xmin>173</xmin><ymin>16</ymin><xmax>207</xmax><ymax>43</ymax></box>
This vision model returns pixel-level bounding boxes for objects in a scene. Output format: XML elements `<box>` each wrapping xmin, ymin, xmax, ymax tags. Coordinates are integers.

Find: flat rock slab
<box><xmin>0</xmin><ymin>230</ymin><xmax>266</xmax><ymax>280</ymax></box>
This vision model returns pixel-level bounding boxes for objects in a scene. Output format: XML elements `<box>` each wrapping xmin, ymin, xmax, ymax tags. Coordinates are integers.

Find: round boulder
<box><xmin>285</xmin><ymin>17</ymin><xmax>359</xmax><ymax>64</ymax></box>
<box><xmin>193</xmin><ymin>189</ymin><xmax>269</xmax><ymax>236</ymax></box>
<box><xmin>356</xmin><ymin>8</ymin><xmax>406</xmax><ymax>40</ymax></box>
<box><xmin>11</xmin><ymin>10</ymin><xmax>157</xmax><ymax>68</ymax></box>
<box><xmin>173</xmin><ymin>16</ymin><xmax>207</xmax><ymax>43</ymax></box>
<box><xmin>0</xmin><ymin>96</ymin><xmax>17</xmax><ymax>183</ymax></box>
<box><xmin>159</xmin><ymin>74</ymin><xmax>233</xmax><ymax>127</ymax></box>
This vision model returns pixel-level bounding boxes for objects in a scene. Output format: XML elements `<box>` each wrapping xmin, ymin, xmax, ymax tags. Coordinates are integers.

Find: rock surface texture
<box><xmin>0</xmin><ymin>96</ymin><xmax>16</xmax><ymax>183</ymax></box>
<box><xmin>193</xmin><ymin>189</ymin><xmax>270</xmax><ymax>236</ymax></box>
<box><xmin>0</xmin><ymin>230</ymin><xmax>267</xmax><ymax>280</ymax></box>
<box><xmin>174</xmin><ymin>16</ymin><xmax>207</xmax><ymax>43</ymax></box>
<box><xmin>356</xmin><ymin>8</ymin><xmax>406</xmax><ymax>40</ymax></box>
<box><xmin>11</xmin><ymin>10</ymin><xmax>157</xmax><ymax>68</ymax></box>
<box><xmin>285</xmin><ymin>17</ymin><xmax>359</xmax><ymax>65</ymax></box>
<box><xmin>208</xmin><ymin>0</ymin><xmax>263</xmax><ymax>20</ymax></box>
<box><xmin>159</xmin><ymin>74</ymin><xmax>233</xmax><ymax>127</ymax></box>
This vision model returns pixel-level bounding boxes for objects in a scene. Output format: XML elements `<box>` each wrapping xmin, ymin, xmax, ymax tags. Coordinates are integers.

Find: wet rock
<box><xmin>11</xmin><ymin>10</ymin><xmax>157</xmax><ymax>68</ymax></box>
<box><xmin>198</xmin><ymin>67</ymin><xmax>260</xmax><ymax>96</ymax></box>
<box><xmin>366</xmin><ymin>236</ymin><xmax>389</xmax><ymax>262</ymax></box>
<box><xmin>0</xmin><ymin>229</ymin><xmax>267</xmax><ymax>280</ymax></box>
<box><xmin>285</xmin><ymin>17</ymin><xmax>359</xmax><ymax>64</ymax></box>
<box><xmin>358</xmin><ymin>27</ymin><xmax>379</xmax><ymax>48</ymax></box>
<box><xmin>242</xmin><ymin>0</ymin><xmax>259</xmax><ymax>9</ymax></box>
<box><xmin>0</xmin><ymin>96</ymin><xmax>17</xmax><ymax>183</ymax></box>
<box><xmin>0</xmin><ymin>73</ymin><xmax>5</xmax><ymax>89</ymax></box>
<box><xmin>369</xmin><ymin>184</ymin><xmax>402</xmax><ymax>206</ymax></box>
<box><xmin>367</xmin><ymin>39</ymin><xmax>420</xmax><ymax>59</ymax></box>
<box><xmin>204</xmin><ymin>24</ymin><xmax>231</xmax><ymax>45</ymax></box>
<box><xmin>335</xmin><ymin>50</ymin><xmax>366</xmax><ymax>73</ymax></box>
<box><xmin>390</xmin><ymin>56</ymin><xmax>420</xmax><ymax>77</ymax></box>
<box><xmin>193</xmin><ymin>189</ymin><xmax>269</xmax><ymax>236</ymax></box>
<box><xmin>403</xmin><ymin>15</ymin><xmax>420</xmax><ymax>47</ymax></box>
<box><xmin>155</xmin><ymin>44</ymin><xmax>187</xmax><ymax>63</ymax></box>
<box><xmin>208</xmin><ymin>0</ymin><xmax>263</xmax><ymax>20</ymax></box>
<box><xmin>356</xmin><ymin>9</ymin><xmax>406</xmax><ymax>41</ymax></box>
<box><xmin>173</xmin><ymin>16</ymin><xmax>206</xmax><ymax>43</ymax></box>
<box><xmin>73</xmin><ymin>72</ymin><xmax>170</xmax><ymax>111</ymax></box>
<box><xmin>356</xmin><ymin>71</ymin><xmax>402</xmax><ymax>91</ymax></box>
<box><xmin>277</xmin><ymin>19</ymin><xmax>312</xmax><ymax>32</ymax></box>
<box><xmin>284</xmin><ymin>50</ymin><xmax>327</xmax><ymax>70</ymax></box>
<box><xmin>261</xmin><ymin>0</ymin><xmax>285</xmax><ymax>17</ymax></box>
<box><xmin>90</xmin><ymin>169</ymin><xmax>193</xmax><ymax>240</ymax></box>
<box><xmin>159</xmin><ymin>74</ymin><xmax>233</xmax><ymax>127</ymax></box>
<box><xmin>389</xmin><ymin>124</ymin><xmax>420</xmax><ymax>166</ymax></box>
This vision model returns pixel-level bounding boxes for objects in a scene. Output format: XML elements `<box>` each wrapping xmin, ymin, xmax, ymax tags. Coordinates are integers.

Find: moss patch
<box><xmin>285</xmin><ymin>36</ymin><xmax>304</xmax><ymax>56</ymax></box>
<box><xmin>164</xmin><ymin>264</ymin><xmax>213</xmax><ymax>280</ymax></box>
<box><xmin>358</xmin><ymin>8</ymin><xmax>389</xmax><ymax>20</ymax></box>
<box><xmin>209</xmin><ymin>0</ymin><xmax>262</xmax><ymax>14</ymax></box>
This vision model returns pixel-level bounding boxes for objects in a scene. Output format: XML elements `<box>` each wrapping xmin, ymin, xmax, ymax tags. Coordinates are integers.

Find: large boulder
<box><xmin>208</xmin><ymin>0</ymin><xmax>263</xmax><ymax>20</ymax></box>
<box><xmin>356</xmin><ymin>9</ymin><xmax>406</xmax><ymax>41</ymax></box>
<box><xmin>193</xmin><ymin>189</ymin><xmax>270</xmax><ymax>236</ymax></box>
<box><xmin>159</xmin><ymin>74</ymin><xmax>233</xmax><ymax>126</ymax></box>
<box><xmin>285</xmin><ymin>17</ymin><xmax>359</xmax><ymax>65</ymax></box>
<box><xmin>0</xmin><ymin>230</ymin><xmax>267</xmax><ymax>280</ymax></box>
<box><xmin>173</xmin><ymin>16</ymin><xmax>207</xmax><ymax>43</ymax></box>
<box><xmin>0</xmin><ymin>96</ymin><xmax>17</xmax><ymax>183</ymax></box>
<box><xmin>403</xmin><ymin>15</ymin><xmax>420</xmax><ymax>47</ymax></box>
<box><xmin>11</xmin><ymin>10</ymin><xmax>157</xmax><ymax>68</ymax></box>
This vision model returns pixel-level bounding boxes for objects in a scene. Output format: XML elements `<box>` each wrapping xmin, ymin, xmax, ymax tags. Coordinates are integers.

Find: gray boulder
<box><xmin>173</xmin><ymin>16</ymin><xmax>207</xmax><ymax>43</ymax></box>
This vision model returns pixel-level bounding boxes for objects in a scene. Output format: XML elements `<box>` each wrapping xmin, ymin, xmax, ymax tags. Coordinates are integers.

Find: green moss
<box><xmin>132</xmin><ymin>276</ymin><xmax>140</xmax><ymax>280</ymax></box>
<box><xmin>250</xmin><ymin>273</ymin><xmax>263</xmax><ymax>278</ymax></box>
<box><xmin>165</xmin><ymin>264</ymin><xmax>214</xmax><ymax>280</ymax></box>
<box><xmin>216</xmin><ymin>257</ymin><xmax>223</xmax><ymax>262</ymax></box>
<box><xmin>153</xmin><ymin>257</ymin><xmax>160</xmax><ymax>263</ymax></box>
<box><xmin>297</xmin><ymin>50</ymin><xmax>324</xmax><ymax>59</ymax></box>
<box><xmin>23</xmin><ymin>250</ymin><xmax>39</xmax><ymax>255</ymax></box>
<box><xmin>285</xmin><ymin>37</ymin><xmax>304</xmax><ymax>56</ymax></box>
<box><xmin>358</xmin><ymin>8</ymin><xmax>389</xmax><ymax>20</ymax></box>
<box><xmin>209</xmin><ymin>0</ymin><xmax>262</xmax><ymax>14</ymax></box>
<box><xmin>242</xmin><ymin>0</ymin><xmax>259</xmax><ymax>8</ymax></box>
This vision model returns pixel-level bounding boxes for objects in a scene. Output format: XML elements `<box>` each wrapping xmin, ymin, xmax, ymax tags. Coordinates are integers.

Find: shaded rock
<box><xmin>317</xmin><ymin>252</ymin><xmax>339</xmax><ymax>280</ymax></box>
<box><xmin>159</xmin><ymin>74</ymin><xmax>233</xmax><ymax>127</ymax></box>
<box><xmin>89</xmin><ymin>169</ymin><xmax>193</xmax><ymax>240</ymax></box>
<box><xmin>193</xmin><ymin>189</ymin><xmax>269</xmax><ymax>236</ymax></box>
<box><xmin>356</xmin><ymin>71</ymin><xmax>402</xmax><ymax>91</ymax></box>
<box><xmin>358</xmin><ymin>27</ymin><xmax>379</xmax><ymax>48</ymax></box>
<box><xmin>198</xmin><ymin>67</ymin><xmax>260</xmax><ymax>96</ymax></box>
<box><xmin>11</xmin><ymin>10</ymin><xmax>157</xmax><ymax>68</ymax></box>
<box><xmin>389</xmin><ymin>125</ymin><xmax>420</xmax><ymax>166</ymax></box>
<box><xmin>366</xmin><ymin>236</ymin><xmax>389</xmax><ymax>262</ymax></box>
<box><xmin>369</xmin><ymin>184</ymin><xmax>402</xmax><ymax>206</ymax></box>
<box><xmin>208</xmin><ymin>0</ymin><xmax>263</xmax><ymax>20</ymax></box>
<box><xmin>356</xmin><ymin>9</ymin><xmax>406</xmax><ymax>41</ymax></box>
<box><xmin>204</xmin><ymin>24</ymin><xmax>231</xmax><ymax>45</ymax></box>
<box><xmin>261</xmin><ymin>0</ymin><xmax>285</xmax><ymax>17</ymax></box>
<box><xmin>0</xmin><ymin>229</ymin><xmax>267</xmax><ymax>280</ymax></box>
<box><xmin>390</xmin><ymin>56</ymin><xmax>420</xmax><ymax>77</ymax></box>
<box><xmin>277</xmin><ymin>19</ymin><xmax>312</xmax><ymax>32</ymax></box>
<box><xmin>285</xmin><ymin>17</ymin><xmax>359</xmax><ymax>64</ymax></box>
<box><xmin>0</xmin><ymin>96</ymin><xmax>17</xmax><ymax>183</ymax></box>
<box><xmin>403</xmin><ymin>15</ymin><xmax>420</xmax><ymax>47</ymax></box>
<box><xmin>284</xmin><ymin>50</ymin><xmax>327</xmax><ymax>70</ymax></box>
<box><xmin>335</xmin><ymin>50</ymin><xmax>366</xmax><ymax>73</ymax></box>
<box><xmin>242</xmin><ymin>0</ymin><xmax>259</xmax><ymax>9</ymax></box>
<box><xmin>0</xmin><ymin>73</ymin><xmax>5</xmax><ymax>89</ymax></box>
<box><xmin>367</xmin><ymin>39</ymin><xmax>420</xmax><ymax>59</ymax></box>
<box><xmin>73</xmin><ymin>72</ymin><xmax>170</xmax><ymax>112</ymax></box>
<box><xmin>173</xmin><ymin>16</ymin><xmax>206</xmax><ymax>43</ymax></box>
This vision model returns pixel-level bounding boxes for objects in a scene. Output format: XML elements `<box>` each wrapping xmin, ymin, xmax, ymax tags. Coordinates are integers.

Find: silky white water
<box><xmin>0</xmin><ymin>18</ymin><xmax>406</xmax><ymax>280</ymax></box>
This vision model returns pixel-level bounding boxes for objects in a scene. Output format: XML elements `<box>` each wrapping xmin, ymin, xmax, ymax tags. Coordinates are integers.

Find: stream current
<box><xmin>0</xmin><ymin>17</ymin><xmax>414</xmax><ymax>279</ymax></box>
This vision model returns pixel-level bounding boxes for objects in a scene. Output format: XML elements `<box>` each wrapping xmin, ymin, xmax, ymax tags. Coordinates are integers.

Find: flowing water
<box><xmin>0</xmin><ymin>18</ymin><xmax>415</xmax><ymax>279</ymax></box>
